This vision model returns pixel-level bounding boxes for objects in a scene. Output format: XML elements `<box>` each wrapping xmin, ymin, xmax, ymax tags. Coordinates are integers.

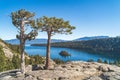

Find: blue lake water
<box><xmin>25</xmin><ymin>46</ymin><xmax>120</xmax><ymax>62</ymax></box>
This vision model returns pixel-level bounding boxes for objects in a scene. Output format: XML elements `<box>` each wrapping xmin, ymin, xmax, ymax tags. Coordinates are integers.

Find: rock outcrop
<box><xmin>0</xmin><ymin>39</ymin><xmax>20</xmax><ymax>59</ymax></box>
<box><xmin>1</xmin><ymin>61</ymin><xmax>120</xmax><ymax>80</ymax></box>
<box><xmin>0</xmin><ymin>41</ymin><xmax>13</xmax><ymax>58</ymax></box>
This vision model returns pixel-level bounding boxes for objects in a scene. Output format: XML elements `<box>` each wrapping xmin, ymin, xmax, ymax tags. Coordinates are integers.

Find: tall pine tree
<box><xmin>36</xmin><ymin>16</ymin><xmax>75</xmax><ymax>69</ymax></box>
<box><xmin>11</xmin><ymin>9</ymin><xmax>38</xmax><ymax>74</ymax></box>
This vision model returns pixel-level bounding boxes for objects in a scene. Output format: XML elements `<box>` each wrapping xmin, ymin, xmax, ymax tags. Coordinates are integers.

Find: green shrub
<box><xmin>0</xmin><ymin>46</ymin><xmax>6</xmax><ymax>72</ymax></box>
<box><xmin>97</xmin><ymin>58</ymin><xmax>102</xmax><ymax>63</ymax></box>
<box><xmin>87</xmin><ymin>59</ymin><xmax>94</xmax><ymax>62</ymax></box>
<box><xmin>28</xmin><ymin>55</ymin><xmax>44</xmax><ymax>65</ymax></box>
<box><xmin>53</xmin><ymin>58</ymin><xmax>65</xmax><ymax>64</ymax></box>
<box><xmin>104</xmin><ymin>60</ymin><xmax>108</xmax><ymax>64</ymax></box>
<box><xmin>12</xmin><ymin>55</ymin><xmax>20</xmax><ymax>69</ymax></box>
<box><xmin>5</xmin><ymin>59</ymin><xmax>14</xmax><ymax>70</ymax></box>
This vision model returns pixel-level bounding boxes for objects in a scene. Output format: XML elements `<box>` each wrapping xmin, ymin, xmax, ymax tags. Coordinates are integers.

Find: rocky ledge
<box><xmin>0</xmin><ymin>61</ymin><xmax>120</xmax><ymax>80</ymax></box>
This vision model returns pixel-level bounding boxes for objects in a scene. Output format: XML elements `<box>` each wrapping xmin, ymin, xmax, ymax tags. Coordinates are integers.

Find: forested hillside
<box><xmin>0</xmin><ymin>38</ymin><xmax>20</xmax><ymax>72</ymax></box>
<box><xmin>0</xmin><ymin>39</ymin><xmax>43</xmax><ymax>72</ymax></box>
<box><xmin>32</xmin><ymin>37</ymin><xmax>120</xmax><ymax>53</ymax></box>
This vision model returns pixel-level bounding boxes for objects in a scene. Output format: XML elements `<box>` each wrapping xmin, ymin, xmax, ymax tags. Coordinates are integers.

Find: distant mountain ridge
<box><xmin>5</xmin><ymin>36</ymin><xmax>109</xmax><ymax>45</ymax></box>
<box><xmin>5</xmin><ymin>39</ymin><xmax>67</xmax><ymax>45</ymax></box>
<box><xmin>74</xmin><ymin>36</ymin><xmax>109</xmax><ymax>41</ymax></box>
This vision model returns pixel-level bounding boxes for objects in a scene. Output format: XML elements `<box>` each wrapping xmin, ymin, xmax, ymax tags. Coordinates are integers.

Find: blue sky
<box><xmin>0</xmin><ymin>0</ymin><xmax>120</xmax><ymax>40</ymax></box>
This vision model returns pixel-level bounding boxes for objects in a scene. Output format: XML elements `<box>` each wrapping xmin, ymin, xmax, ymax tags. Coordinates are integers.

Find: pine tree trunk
<box><xmin>20</xmin><ymin>39</ymin><xmax>25</xmax><ymax>74</ymax></box>
<box><xmin>45</xmin><ymin>32</ymin><xmax>51</xmax><ymax>69</ymax></box>
<box><xmin>20</xmin><ymin>20</ymin><xmax>25</xmax><ymax>74</ymax></box>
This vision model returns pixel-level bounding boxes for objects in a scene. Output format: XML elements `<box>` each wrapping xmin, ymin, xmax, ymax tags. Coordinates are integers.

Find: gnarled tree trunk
<box><xmin>20</xmin><ymin>39</ymin><xmax>25</xmax><ymax>74</ymax></box>
<box><xmin>20</xmin><ymin>20</ymin><xmax>25</xmax><ymax>74</ymax></box>
<box><xmin>45</xmin><ymin>31</ymin><xmax>51</xmax><ymax>69</ymax></box>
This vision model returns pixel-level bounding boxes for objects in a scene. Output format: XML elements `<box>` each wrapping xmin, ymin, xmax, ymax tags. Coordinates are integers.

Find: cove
<box><xmin>25</xmin><ymin>45</ymin><xmax>120</xmax><ymax>62</ymax></box>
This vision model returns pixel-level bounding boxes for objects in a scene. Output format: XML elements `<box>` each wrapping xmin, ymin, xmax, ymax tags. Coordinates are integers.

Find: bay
<box><xmin>25</xmin><ymin>46</ymin><xmax>119</xmax><ymax>62</ymax></box>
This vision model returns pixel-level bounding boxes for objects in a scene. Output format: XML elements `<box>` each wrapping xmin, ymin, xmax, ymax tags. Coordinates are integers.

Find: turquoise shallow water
<box><xmin>25</xmin><ymin>46</ymin><xmax>120</xmax><ymax>62</ymax></box>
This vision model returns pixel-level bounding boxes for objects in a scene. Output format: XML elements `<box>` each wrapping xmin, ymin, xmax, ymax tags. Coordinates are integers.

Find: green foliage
<box><xmin>12</xmin><ymin>55</ymin><xmax>20</xmax><ymax>69</ymax></box>
<box><xmin>5</xmin><ymin>59</ymin><xmax>14</xmax><ymax>70</ymax></box>
<box><xmin>104</xmin><ymin>60</ymin><xmax>108</xmax><ymax>64</ymax></box>
<box><xmin>0</xmin><ymin>46</ymin><xmax>14</xmax><ymax>71</ymax></box>
<box><xmin>25</xmin><ymin>57</ymin><xmax>30</xmax><ymax>65</ymax></box>
<box><xmin>11</xmin><ymin>9</ymin><xmax>38</xmax><ymax>41</ymax></box>
<box><xmin>87</xmin><ymin>59</ymin><xmax>94</xmax><ymax>62</ymax></box>
<box><xmin>36</xmin><ymin>16</ymin><xmax>75</xmax><ymax>35</ymax></box>
<box><xmin>28</xmin><ymin>55</ymin><xmax>44</xmax><ymax>65</ymax></box>
<box><xmin>0</xmin><ymin>46</ymin><xmax>6</xmax><ymax>72</ymax></box>
<box><xmin>97</xmin><ymin>58</ymin><xmax>102</xmax><ymax>63</ymax></box>
<box><xmin>11</xmin><ymin>9</ymin><xmax>34</xmax><ymax>28</ymax></box>
<box><xmin>59</xmin><ymin>51</ymin><xmax>71</xmax><ymax>57</ymax></box>
<box><xmin>53</xmin><ymin>58</ymin><xmax>65</xmax><ymax>64</ymax></box>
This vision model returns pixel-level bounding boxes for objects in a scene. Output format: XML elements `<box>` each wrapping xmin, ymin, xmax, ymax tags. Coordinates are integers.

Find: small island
<box><xmin>59</xmin><ymin>51</ymin><xmax>71</xmax><ymax>57</ymax></box>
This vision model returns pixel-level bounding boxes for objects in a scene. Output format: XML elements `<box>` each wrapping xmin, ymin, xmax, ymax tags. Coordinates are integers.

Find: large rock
<box><xmin>98</xmin><ymin>65</ymin><xmax>109</xmax><ymax>72</ymax></box>
<box><xmin>0</xmin><ymin>75</ymin><xmax>11</xmax><ymax>80</ymax></box>
<box><xmin>32</xmin><ymin>64</ymin><xmax>45</xmax><ymax>70</ymax></box>
<box><xmin>16</xmin><ymin>72</ymin><xmax>24</xmax><ymax>77</ymax></box>
<box><xmin>0</xmin><ymin>42</ymin><xmax>13</xmax><ymax>58</ymax></box>
<box><xmin>26</xmin><ymin>65</ymin><xmax>32</xmax><ymax>72</ymax></box>
<box><xmin>101</xmin><ymin>72</ymin><xmax>120</xmax><ymax>80</ymax></box>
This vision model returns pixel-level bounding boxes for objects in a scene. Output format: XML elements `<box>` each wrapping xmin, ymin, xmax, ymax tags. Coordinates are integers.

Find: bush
<box><xmin>0</xmin><ymin>46</ymin><xmax>6</xmax><ymax>72</ymax></box>
<box><xmin>0</xmin><ymin>46</ymin><xmax>14</xmax><ymax>71</ymax></box>
<box><xmin>104</xmin><ymin>60</ymin><xmax>108</xmax><ymax>64</ymax></box>
<box><xmin>6</xmin><ymin>59</ymin><xmax>14</xmax><ymax>70</ymax></box>
<box><xmin>12</xmin><ymin>55</ymin><xmax>20</xmax><ymax>69</ymax></box>
<box><xmin>53</xmin><ymin>58</ymin><xmax>65</xmax><ymax>64</ymax></box>
<box><xmin>28</xmin><ymin>55</ymin><xmax>44</xmax><ymax>65</ymax></box>
<box><xmin>59</xmin><ymin>51</ymin><xmax>71</xmax><ymax>57</ymax></box>
<box><xmin>87</xmin><ymin>59</ymin><xmax>94</xmax><ymax>62</ymax></box>
<box><xmin>97</xmin><ymin>58</ymin><xmax>102</xmax><ymax>63</ymax></box>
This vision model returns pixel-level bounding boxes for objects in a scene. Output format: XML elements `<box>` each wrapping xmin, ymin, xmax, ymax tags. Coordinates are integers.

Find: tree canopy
<box><xmin>11</xmin><ymin>9</ymin><xmax>37</xmax><ymax>40</ymax></box>
<box><xmin>36</xmin><ymin>16</ymin><xmax>75</xmax><ymax>35</ymax></box>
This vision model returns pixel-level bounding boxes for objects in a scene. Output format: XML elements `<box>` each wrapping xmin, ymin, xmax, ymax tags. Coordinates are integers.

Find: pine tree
<box><xmin>11</xmin><ymin>9</ymin><xmax>38</xmax><ymax>74</ymax></box>
<box><xmin>0</xmin><ymin>46</ymin><xmax>6</xmax><ymax>72</ymax></box>
<box><xmin>36</xmin><ymin>16</ymin><xmax>75</xmax><ymax>69</ymax></box>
